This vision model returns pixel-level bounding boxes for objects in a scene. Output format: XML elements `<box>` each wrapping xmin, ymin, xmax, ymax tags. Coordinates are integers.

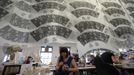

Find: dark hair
<box><xmin>28</xmin><ymin>56</ymin><xmax>33</xmax><ymax>60</ymax></box>
<box><xmin>101</xmin><ymin>52</ymin><xmax>114</xmax><ymax>64</ymax></box>
<box><xmin>59</xmin><ymin>47</ymin><xmax>69</xmax><ymax>62</ymax></box>
<box><xmin>60</xmin><ymin>47</ymin><xmax>69</xmax><ymax>55</ymax></box>
<box><xmin>28</xmin><ymin>56</ymin><xmax>32</xmax><ymax>58</ymax></box>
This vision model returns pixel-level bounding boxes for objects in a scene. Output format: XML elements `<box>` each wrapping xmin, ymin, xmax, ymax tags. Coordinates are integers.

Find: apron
<box><xmin>56</xmin><ymin>56</ymin><xmax>73</xmax><ymax>75</ymax></box>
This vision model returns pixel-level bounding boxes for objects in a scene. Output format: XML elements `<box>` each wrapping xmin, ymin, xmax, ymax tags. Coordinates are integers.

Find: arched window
<box><xmin>40</xmin><ymin>46</ymin><xmax>53</xmax><ymax>65</ymax></box>
<box><xmin>82</xmin><ymin>48</ymin><xmax>111</xmax><ymax>63</ymax></box>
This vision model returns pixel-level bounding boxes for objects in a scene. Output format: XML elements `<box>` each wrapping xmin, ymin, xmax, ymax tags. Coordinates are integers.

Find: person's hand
<box><xmin>59</xmin><ymin>62</ymin><xmax>63</xmax><ymax>66</ymax></box>
<box><xmin>63</xmin><ymin>65</ymin><xmax>69</xmax><ymax>71</ymax></box>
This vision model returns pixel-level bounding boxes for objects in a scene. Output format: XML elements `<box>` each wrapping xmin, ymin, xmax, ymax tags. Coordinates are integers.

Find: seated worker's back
<box><xmin>94</xmin><ymin>52</ymin><xmax>120</xmax><ymax>75</ymax></box>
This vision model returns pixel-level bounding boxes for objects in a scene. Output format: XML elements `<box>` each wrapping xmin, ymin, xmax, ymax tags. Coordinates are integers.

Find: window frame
<box><xmin>40</xmin><ymin>46</ymin><xmax>53</xmax><ymax>64</ymax></box>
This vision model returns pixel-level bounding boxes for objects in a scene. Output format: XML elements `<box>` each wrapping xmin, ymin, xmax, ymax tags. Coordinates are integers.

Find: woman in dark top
<box><xmin>55</xmin><ymin>47</ymin><xmax>78</xmax><ymax>75</ymax></box>
<box><xmin>94</xmin><ymin>52</ymin><xmax>120</xmax><ymax>75</ymax></box>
